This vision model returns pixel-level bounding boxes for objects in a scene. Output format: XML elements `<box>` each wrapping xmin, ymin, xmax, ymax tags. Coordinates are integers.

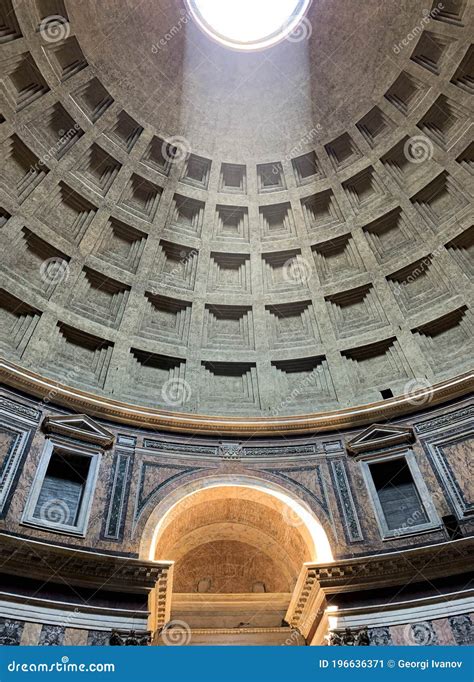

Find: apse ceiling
<box><xmin>0</xmin><ymin>0</ymin><xmax>472</xmax><ymax>417</ymax></box>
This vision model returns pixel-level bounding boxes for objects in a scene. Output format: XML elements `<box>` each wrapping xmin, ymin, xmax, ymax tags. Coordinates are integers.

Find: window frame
<box><xmin>361</xmin><ymin>448</ymin><xmax>441</xmax><ymax>539</ymax></box>
<box><xmin>21</xmin><ymin>438</ymin><xmax>101</xmax><ymax>537</ymax></box>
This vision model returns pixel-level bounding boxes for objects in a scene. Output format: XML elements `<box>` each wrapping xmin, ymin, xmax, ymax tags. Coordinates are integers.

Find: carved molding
<box><xmin>0</xmin><ymin>396</ymin><xmax>40</xmax><ymax>423</ymax></box>
<box><xmin>286</xmin><ymin>538</ymin><xmax>474</xmax><ymax>637</ymax></box>
<box><xmin>329</xmin><ymin>459</ymin><xmax>363</xmax><ymax>542</ymax></box>
<box><xmin>0</xmin><ymin>532</ymin><xmax>172</xmax><ymax>592</ymax></box>
<box><xmin>328</xmin><ymin>627</ymin><xmax>370</xmax><ymax>646</ymax></box>
<box><xmin>219</xmin><ymin>442</ymin><xmax>243</xmax><ymax>460</ymax></box>
<box><xmin>422</xmin><ymin>430</ymin><xmax>474</xmax><ymax>519</ymax></box>
<box><xmin>42</xmin><ymin>414</ymin><xmax>115</xmax><ymax>447</ymax></box>
<box><xmin>346</xmin><ymin>423</ymin><xmax>415</xmax><ymax>456</ymax></box>
<box><xmin>103</xmin><ymin>449</ymin><xmax>133</xmax><ymax>541</ymax></box>
<box><xmin>415</xmin><ymin>405</ymin><xmax>474</xmax><ymax>435</ymax></box>
<box><xmin>110</xmin><ymin>629</ymin><xmax>151</xmax><ymax>645</ymax></box>
<box><xmin>1</xmin><ymin>360</ymin><xmax>472</xmax><ymax>436</ymax></box>
<box><xmin>0</xmin><ymin>419</ymin><xmax>33</xmax><ymax>517</ymax></box>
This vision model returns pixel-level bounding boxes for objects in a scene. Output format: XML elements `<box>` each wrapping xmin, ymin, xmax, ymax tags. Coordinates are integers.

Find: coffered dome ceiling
<box><xmin>0</xmin><ymin>0</ymin><xmax>472</xmax><ymax>418</ymax></box>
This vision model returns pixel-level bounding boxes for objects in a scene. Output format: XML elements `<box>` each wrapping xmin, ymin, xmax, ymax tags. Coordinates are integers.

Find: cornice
<box><xmin>286</xmin><ymin>537</ymin><xmax>474</xmax><ymax>637</ymax></box>
<box><xmin>313</xmin><ymin>537</ymin><xmax>474</xmax><ymax>591</ymax></box>
<box><xmin>1</xmin><ymin>358</ymin><xmax>472</xmax><ymax>436</ymax></box>
<box><xmin>0</xmin><ymin>532</ymin><xmax>172</xmax><ymax>593</ymax></box>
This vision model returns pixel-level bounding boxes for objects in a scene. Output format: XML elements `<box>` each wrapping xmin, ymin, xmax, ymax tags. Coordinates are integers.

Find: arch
<box><xmin>139</xmin><ymin>473</ymin><xmax>334</xmax><ymax>565</ymax></box>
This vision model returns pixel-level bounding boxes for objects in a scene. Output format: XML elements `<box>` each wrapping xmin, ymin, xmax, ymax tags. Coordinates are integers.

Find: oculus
<box><xmin>186</xmin><ymin>0</ymin><xmax>311</xmax><ymax>51</ymax></box>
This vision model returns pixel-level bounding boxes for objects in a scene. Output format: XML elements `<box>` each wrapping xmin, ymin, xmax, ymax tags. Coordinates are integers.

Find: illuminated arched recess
<box><xmin>140</xmin><ymin>476</ymin><xmax>333</xmax><ymax>593</ymax></box>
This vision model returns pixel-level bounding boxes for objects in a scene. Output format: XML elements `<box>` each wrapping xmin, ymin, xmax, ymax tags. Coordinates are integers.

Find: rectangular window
<box><xmin>22</xmin><ymin>440</ymin><xmax>100</xmax><ymax>536</ymax></box>
<box><xmin>362</xmin><ymin>450</ymin><xmax>440</xmax><ymax>539</ymax></box>
<box><xmin>32</xmin><ymin>451</ymin><xmax>90</xmax><ymax>527</ymax></box>
<box><xmin>369</xmin><ymin>458</ymin><xmax>428</xmax><ymax>531</ymax></box>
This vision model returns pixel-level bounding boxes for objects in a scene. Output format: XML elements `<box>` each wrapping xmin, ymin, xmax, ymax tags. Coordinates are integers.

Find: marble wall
<box><xmin>0</xmin><ymin>388</ymin><xmax>472</xmax><ymax>560</ymax></box>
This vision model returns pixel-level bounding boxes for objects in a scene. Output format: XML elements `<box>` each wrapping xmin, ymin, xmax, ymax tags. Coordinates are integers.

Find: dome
<box><xmin>0</xmin><ymin>0</ymin><xmax>473</xmax><ymax>652</ymax></box>
<box><xmin>0</xmin><ymin>0</ymin><xmax>472</xmax><ymax>421</ymax></box>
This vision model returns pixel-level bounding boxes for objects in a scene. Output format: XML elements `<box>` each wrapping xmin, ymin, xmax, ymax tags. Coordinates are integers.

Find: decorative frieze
<box><xmin>330</xmin><ymin>459</ymin><xmax>364</xmax><ymax>542</ymax></box>
<box><xmin>0</xmin><ymin>419</ymin><xmax>33</xmax><ymax>516</ymax></box>
<box><xmin>110</xmin><ymin>629</ymin><xmax>150</xmax><ymax>646</ymax></box>
<box><xmin>103</xmin><ymin>450</ymin><xmax>133</xmax><ymax>540</ymax></box>
<box><xmin>329</xmin><ymin>628</ymin><xmax>369</xmax><ymax>646</ymax></box>
<box><xmin>415</xmin><ymin>405</ymin><xmax>474</xmax><ymax>434</ymax></box>
<box><xmin>346</xmin><ymin>423</ymin><xmax>415</xmax><ymax>457</ymax></box>
<box><xmin>449</xmin><ymin>615</ymin><xmax>474</xmax><ymax>645</ymax></box>
<box><xmin>42</xmin><ymin>414</ymin><xmax>114</xmax><ymax>447</ymax></box>
<box><xmin>219</xmin><ymin>442</ymin><xmax>243</xmax><ymax>460</ymax></box>
<box><xmin>0</xmin><ymin>618</ymin><xmax>23</xmax><ymax>645</ymax></box>
<box><xmin>0</xmin><ymin>396</ymin><xmax>40</xmax><ymax>422</ymax></box>
<box><xmin>422</xmin><ymin>430</ymin><xmax>473</xmax><ymax>518</ymax></box>
<box><xmin>38</xmin><ymin>624</ymin><xmax>65</xmax><ymax>646</ymax></box>
<box><xmin>0</xmin><ymin>532</ymin><xmax>170</xmax><ymax>591</ymax></box>
<box><xmin>142</xmin><ymin>439</ymin><xmax>217</xmax><ymax>456</ymax></box>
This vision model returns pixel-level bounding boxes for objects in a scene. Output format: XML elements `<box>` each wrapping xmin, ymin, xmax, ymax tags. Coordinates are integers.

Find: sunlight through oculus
<box><xmin>186</xmin><ymin>0</ymin><xmax>311</xmax><ymax>51</ymax></box>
